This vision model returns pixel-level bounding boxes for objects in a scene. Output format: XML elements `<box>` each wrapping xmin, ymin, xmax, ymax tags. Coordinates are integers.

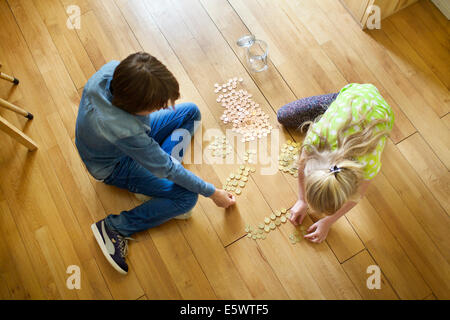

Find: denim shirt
<box><xmin>75</xmin><ymin>61</ymin><xmax>215</xmax><ymax>197</ymax></box>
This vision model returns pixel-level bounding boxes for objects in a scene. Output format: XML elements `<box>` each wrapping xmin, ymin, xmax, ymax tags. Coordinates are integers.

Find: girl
<box><xmin>277</xmin><ymin>83</ymin><xmax>394</xmax><ymax>243</ymax></box>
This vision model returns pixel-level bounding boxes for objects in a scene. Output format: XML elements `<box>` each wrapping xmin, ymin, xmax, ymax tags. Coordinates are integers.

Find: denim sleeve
<box><xmin>114</xmin><ymin>133</ymin><xmax>216</xmax><ymax>197</ymax></box>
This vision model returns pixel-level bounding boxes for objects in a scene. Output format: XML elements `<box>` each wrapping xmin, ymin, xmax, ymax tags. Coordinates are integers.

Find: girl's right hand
<box><xmin>289</xmin><ymin>199</ymin><xmax>308</xmax><ymax>226</ymax></box>
<box><xmin>210</xmin><ymin>189</ymin><xmax>236</xmax><ymax>208</ymax></box>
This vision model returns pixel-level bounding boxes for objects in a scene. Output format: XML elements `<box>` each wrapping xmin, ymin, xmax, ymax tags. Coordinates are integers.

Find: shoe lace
<box><xmin>117</xmin><ymin>235</ymin><xmax>134</xmax><ymax>258</ymax></box>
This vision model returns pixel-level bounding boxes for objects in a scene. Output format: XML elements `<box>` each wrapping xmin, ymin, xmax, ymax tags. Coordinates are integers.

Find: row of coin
<box><xmin>245</xmin><ymin>208</ymin><xmax>288</xmax><ymax>240</ymax></box>
<box><xmin>244</xmin><ymin>149</ymin><xmax>256</xmax><ymax>164</ymax></box>
<box><xmin>224</xmin><ymin>165</ymin><xmax>256</xmax><ymax>195</ymax></box>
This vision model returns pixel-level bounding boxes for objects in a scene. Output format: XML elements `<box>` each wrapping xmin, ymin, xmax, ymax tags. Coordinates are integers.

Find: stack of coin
<box><xmin>279</xmin><ymin>140</ymin><xmax>301</xmax><ymax>177</ymax></box>
<box><xmin>215</xmin><ymin>78</ymin><xmax>273</xmax><ymax>143</ymax></box>
<box><xmin>208</xmin><ymin>136</ymin><xmax>232</xmax><ymax>158</ymax></box>
<box><xmin>224</xmin><ymin>165</ymin><xmax>256</xmax><ymax>195</ymax></box>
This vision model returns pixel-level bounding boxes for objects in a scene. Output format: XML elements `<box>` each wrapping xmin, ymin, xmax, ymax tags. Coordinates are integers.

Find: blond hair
<box><xmin>300</xmin><ymin>97</ymin><xmax>391</xmax><ymax>214</ymax></box>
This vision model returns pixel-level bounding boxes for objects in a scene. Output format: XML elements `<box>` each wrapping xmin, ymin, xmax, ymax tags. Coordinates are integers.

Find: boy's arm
<box><xmin>115</xmin><ymin>132</ymin><xmax>216</xmax><ymax>197</ymax></box>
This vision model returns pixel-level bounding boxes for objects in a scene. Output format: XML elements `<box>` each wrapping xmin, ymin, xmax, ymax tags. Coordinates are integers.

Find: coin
<box><xmin>264</xmin><ymin>217</ymin><xmax>270</xmax><ymax>224</ymax></box>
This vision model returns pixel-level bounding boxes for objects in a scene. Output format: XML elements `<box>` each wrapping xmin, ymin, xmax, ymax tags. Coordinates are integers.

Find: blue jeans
<box><xmin>103</xmin><ymin>103</ymin><xmax>201</xmax><ymax>237</ymax></box>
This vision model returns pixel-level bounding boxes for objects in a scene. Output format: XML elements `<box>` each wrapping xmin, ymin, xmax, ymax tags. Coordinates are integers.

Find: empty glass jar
<box><xmin>237</xmin><ymin>35</ymin><xmax>269</xmax><ymax>73</ymax></box>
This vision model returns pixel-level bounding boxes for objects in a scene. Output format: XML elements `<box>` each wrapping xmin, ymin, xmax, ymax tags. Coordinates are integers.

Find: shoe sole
<box><xmin>173</xmin><ymin>210</ymin><xmax>193</xmax><ymax>220</ymax></box>
<box><xmin>91</xmin><ymin>223</ymin><xmax>127</xmax><ymax>275</ymax></box>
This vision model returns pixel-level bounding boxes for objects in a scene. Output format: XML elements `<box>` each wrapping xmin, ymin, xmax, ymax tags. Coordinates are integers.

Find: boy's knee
<box><xmin>179</xmin><ymin>190</ymin><xmax>199</xmax><ymax>211</ymax></box>
<box><xmin>184</xmin><ymin>102</ymin><xmax>201</xmax><ymax>121</ymax></box>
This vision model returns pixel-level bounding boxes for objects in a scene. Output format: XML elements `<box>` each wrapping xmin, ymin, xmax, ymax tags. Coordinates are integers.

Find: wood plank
<box><xmin>228</xmin><ymin>0</ymin><xmax>342</xmax><ymax>96</ymax></box>
<box><xmin>276</xmin><ymin>0</ymin><xmax>416</xmax><ymax>143</ymax></box>
<box><xmin>75</xmin><ymin>10</ymin><xmax>117</xmax><ymax>70</ymax></box>
<box><xmin>281</xmin><ymin>0</ymin><xmax>414</xmax><ymax>143</ymax></box>
<box><xmin>443</xmin><ymin>113</ymin><xmax>450</xmax><ymax>130</ymax></box>
<box><xmin>8</xmin><ymin>0</ymin><xmax>79</xmax><ymax>140</ymax></box>
<box><xmin>226</xmin><ymin>237</ymin><xmax>291</xmax><ymax>299</ymax></box>
<box><xmin>74</xmin><ymin>0</ymin><xmax>141</xmax><ymax>69</ymax></box>
<box><xmin>0</xmin><ymin>200</ymin><xmax>45</xmax><ymax>299</ymax></box>
<box><xmin>0</xmin><ymin>0</ymin><xmax>58</xmax><ymax>151</ymax></box>
<box><xmin>366</xmin><ymin>173</ymin><xmax>450</xmax><ymax>299</ymax></box>
<box><xmin>34</xmin><ymin>225</ymin><xmax>79</xmax><ymax>299</ymax></box>
<box><xmin>388</xmin><ymin>4</ymin><xmax>450</xmax><ymax>89</ymax></box>
<box><xmin>397</xmin><ymin>133</ymin><xmax>450</xmax><ymax>216</ymax></box>
<box><xmin>342</xmin><ymin>249</ymin><xmax>399</xmax><ymax>299</ymax></box>
<box><xmin>148</xmin><ymin>221</ymin><xmax>218</xmax><ymax>299</ymax></box>
<box><xmin>176</xmin><ymin>206</ymin><xmax>253</xmax><ymax>299</ymax></box>
<box><xmin>313</xmin><ymin>0</ymin><xmax>450</xmax><ymax>169</ymax></box>
<box><xmin>370</xmin><ymin>19</ymin><xmax>449</xmax><ymax>118</ymax></box>
<box><xmin>347</xmin><ymin>198</ymin><xmax>431</xmax><ymax>299</ymax></box>
<box><xmin>419</xmin><ymin>0</ymin><xmax>450</xmax><ymax>32</ymax></box>
<box><xmin>33</xmin><ymin>0</ymin><xmax>96</xmax><ymax>89</ymax></box>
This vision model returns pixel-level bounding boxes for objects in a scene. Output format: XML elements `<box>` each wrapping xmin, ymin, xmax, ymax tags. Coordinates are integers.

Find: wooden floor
<box><xmin>0</xmin><ymin>0</ymin><xmax>448</xmax><ymax>300</ymax></box>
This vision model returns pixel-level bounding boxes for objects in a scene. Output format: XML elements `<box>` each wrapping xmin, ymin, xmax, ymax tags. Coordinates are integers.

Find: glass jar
<box><xmin>237</xmin><ymin>35</ymin><xmax>269</xmax><ymax>73</ymax></box>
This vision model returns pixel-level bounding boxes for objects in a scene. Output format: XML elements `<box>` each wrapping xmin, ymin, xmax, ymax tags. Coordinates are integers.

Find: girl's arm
<box><xmin>324</xmin><ymin>180</ymin><xmax>371</xmax><ymax>224</ymax></box>
<box><xmin>304</xmin><ymin>180</ymin><xmax>371</xmax><ymax>243</ymax></box>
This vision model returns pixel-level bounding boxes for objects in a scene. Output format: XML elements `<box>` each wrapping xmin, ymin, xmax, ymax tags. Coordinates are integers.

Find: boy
<box><xmin>75</xmin><ymin>52</ymin><xmax>235</xmax><ymax>274</ymax></box>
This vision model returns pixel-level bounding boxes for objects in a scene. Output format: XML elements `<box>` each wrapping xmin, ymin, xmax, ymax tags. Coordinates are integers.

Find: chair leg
<box><xmin>0</xmin><ymin>114</ymin><xmax>38</xmax><ymax>151</ymax></box>
<box><xmin>0</xmin><ymin>72</ymin><xmax>19</xmax><ymax>85</ymax></box>
<box><xmin>0</xmin><ymin>98</ymin><xmax>33</xmax><ymax>119</ymax></box>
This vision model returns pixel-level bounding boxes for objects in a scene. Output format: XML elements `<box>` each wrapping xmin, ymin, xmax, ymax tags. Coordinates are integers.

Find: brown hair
<box><xmin>111</xmin><ymin>52</ymin><xmax>180</xmax><ymax>114</ymax></box>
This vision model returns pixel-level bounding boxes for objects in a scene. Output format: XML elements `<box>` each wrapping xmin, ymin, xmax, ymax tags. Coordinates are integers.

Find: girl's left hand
<box><xmin>304</xmin><ymin>218</ymin><xmax>332</xmax><ymax>243</ymax></box>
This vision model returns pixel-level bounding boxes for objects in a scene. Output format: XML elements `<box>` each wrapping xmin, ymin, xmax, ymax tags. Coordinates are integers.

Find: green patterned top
<box><xmin>303</xmin><ymin>83</ymin><xmax>395</xmax><ymax>180</ymax></box>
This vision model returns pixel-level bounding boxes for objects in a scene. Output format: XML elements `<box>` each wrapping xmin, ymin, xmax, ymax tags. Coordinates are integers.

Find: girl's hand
<box><xmin>289</xmin><ymin>200</ymin><xmax>308</xmax><ymax>226</ymax></box>
<box><xmin>210</xmin><ymin>189</ymin><xmax>236</xmax><ymax>208</ymax></box>
<box><xmin>304</xmin><ymin>217</ymin><xmax>332</xmax><ymax>243</ymax></box>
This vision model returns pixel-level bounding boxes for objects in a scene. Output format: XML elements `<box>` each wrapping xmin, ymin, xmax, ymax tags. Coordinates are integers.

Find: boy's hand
<box><xmin>210</xmin><ymin>189</ymin><xmax>236</xmax><ymax>208</ymax></box>
<box><xmin>289</xmin><ymin>199</ymin><xmax>308</xmax><ymax>226</ymax></box>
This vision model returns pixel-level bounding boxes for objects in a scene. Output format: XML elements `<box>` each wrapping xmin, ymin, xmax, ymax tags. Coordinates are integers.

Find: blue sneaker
<box><xmin>91</xmin><ymin>219</ymin><xmax>131</xmax><ymax>275</ymax></box>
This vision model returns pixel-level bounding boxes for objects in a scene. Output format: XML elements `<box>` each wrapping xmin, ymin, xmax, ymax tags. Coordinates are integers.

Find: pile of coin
<box><xmin>224</xmin><ymin>165</ymin><xmax>256</xmax><ymax>195</ymax></box>
<box><xmin>208</xmin><ymin>136</ymin><xmax>232</xmax><ymax>158</ymax></box>
<box><xmin>289</xmin><ymin>226</ymin><xmax>308</xmax><ymax>245</ymax></box>
<box><xmin>279</xmin><ymin>140</ymin><xmax>301</xmax><ymax>177</ymax></box>
<box><xmin>245</xmin><ymin>208</ymin><xmax>288</xmax><ymax>240</ymax></box>
<box><xmin>215</xmin><ymin>78</ymin><xmax>273</xmax><ymax>143</ymax></box>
